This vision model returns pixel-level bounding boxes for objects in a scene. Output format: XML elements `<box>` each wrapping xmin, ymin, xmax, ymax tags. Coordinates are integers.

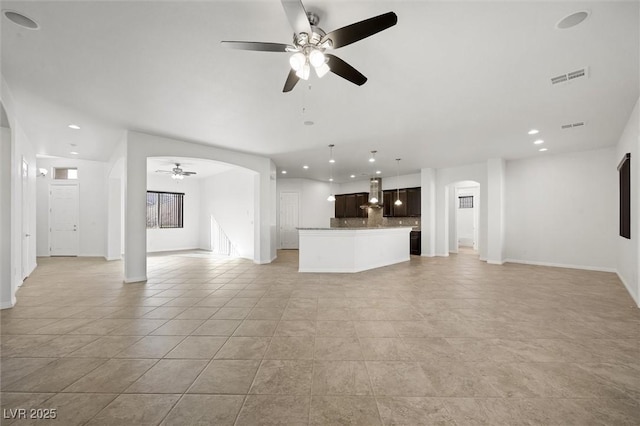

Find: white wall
<box><xmin>1</xmin><ymin>77</ymin><xmax>37</xmax><ymax>309</ymax></box>
<box><xmin>1</xmin><ymin>126</ymin><xmax>12</xmax><ymax>308</ymax></box>
<box><xmin>615</xmin><ymin>98</ymin><xmax>640</xmax><ymax>306</ymax></box>
<box><xmin>199</xmin><ymin>169</ymin><xmax>255</xmax><ymax>259</ymax></box>
<box><xmin>147</xmin><ymin>173</ymin><xmax>201</xmax><ymax>253</ymax></box>
<box><xmin>276</xmin><ymin>178</ymin><xmax>333</xmax><ymax>247</ymax></box>
<box><xmin>35</xmin><ymin>158</ymin><xmax>108</xmax><ymax>258</ymax></box>
<box><xmin>505</xmin><ymin>147</ymin><xmax>617</xmax><ymax>272</ymax></box>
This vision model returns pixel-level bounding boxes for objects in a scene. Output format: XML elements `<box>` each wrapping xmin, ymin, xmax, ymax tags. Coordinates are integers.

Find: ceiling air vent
<box><xmin>551</xmin><ymin>67</ymin><xmax>589</xmax><ymax>85</ymax></box>
<box><xmin>561</xmin><ymin>121</ymin><xmax>586</xmax><ymax>129</ymax></box>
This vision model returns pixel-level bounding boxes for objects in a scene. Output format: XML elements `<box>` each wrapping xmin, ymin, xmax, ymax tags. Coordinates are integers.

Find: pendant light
<box><xmin>394</xmin><ymin>158</ymin><xmax>403</xmax><ymax>206</ymax></box>
<box><xmin>327</xmin><ymin>144</ymin><xmax>336</xmax><ymax>201</ymax></box>
<box><xmin>368</xmin><ymin>150</ymin><xmax>379</xmax><ymax>204</ymax></box>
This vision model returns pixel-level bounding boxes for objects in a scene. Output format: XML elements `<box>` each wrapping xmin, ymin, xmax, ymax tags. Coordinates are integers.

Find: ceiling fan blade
<box><xmin>155</xmin><ymin>170</ymin><xmax>172</xmax><ymax>174</ymax></box>
<box><xmin>221</xmin><ymin>41</ymin><xmax>292</xmax><ymax>52</ymax></box>
<box><xmin>181</xmin><ymin>172</ymin><xmax>197</xmax><ymax>175</ymax></box>
<box><xmin>283</xmin><ymin>69</ymin><xmax>300</xmax><ymax>92</ymax></box>
<box><xmin>281</xmin><ymin>0</ymin><xmax>311</xmax><ymax>36</ymax></box>
<box><xmin>321</xmin><ymin>12</ymin><xmax>397</xmax><ymax>49</ymax></box>
<box><xmin>326</xmin><ymin>54</ymin><xmax>367</xmax><ymax>86</ymax></box>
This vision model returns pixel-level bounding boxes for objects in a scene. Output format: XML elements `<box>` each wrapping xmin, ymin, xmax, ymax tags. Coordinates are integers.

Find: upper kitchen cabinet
<box><xmin>335</xmin><ymin>192</ymin><xmax>368</xmax><ymax>218</ymax></box>
<box><xmin>383</xmin><ymin>187</ymin><xmax>419</xmax><ymax>217</ymax></box>
<box><xmin>406</xmin><ymin>187</ymin><xmax>421</xmax><ymax>217</ymax></box>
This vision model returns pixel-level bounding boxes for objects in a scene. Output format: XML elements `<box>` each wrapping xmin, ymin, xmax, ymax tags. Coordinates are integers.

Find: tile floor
<box><xmin>1</xmin><ymin>249</ymin><xmax>639</xmax><ymax>425</ymax></box>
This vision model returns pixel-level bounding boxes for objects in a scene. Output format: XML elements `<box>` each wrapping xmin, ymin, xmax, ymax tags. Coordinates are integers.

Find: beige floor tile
<box><xmin>233</xmin><ymin>320</ymin><xmax>278</xmax><ymax>337</ymax></box>
<box><xmin>0</xmin><ymin>358</ymin><xmax>58</xmax><ymax>388</ymax></box>
<box><xmin>149</xmin><ymin>319</ymin><xmax>205</xmax><ymax>336</ymax></box>
<box><xmin>114</xmin><ymin>336</ymin><xmax>184</xmax><ymax>358</ymax></box>
<box><xmin>3</xmin><ymin>357</ymin><xmax>107</xmax><ymax>392</ymax></box>
<box><xmin>354</xmin><ymin>321</ymin><xmax>399</xmax><ymax>337</ymax></box>
<box><xmin>359</xmin><ymin>338</ymin><xmax>413</xmax><ymax>361</ymax></box>
<box><xmin>68</xmin><ymin>319</ymin><xmax>134</xmax><ymax>335</ymax></box>
<box><xmin>316</xmin><ymin>320</ymin><xmax>357</xmax><ymax>337</ymax></box>
<box><xmin>215</xmin><ymin>337</ymin><xmax>271</xmax><ymax>359</ymax></box>
<box><xmin>246</xmin><ymin>307</ymin><xmax>285</xmax><ymax>320</ymax></box>
<box><xmin>192</xmin><ymin>319</ymin><xmax>241</xmax><ymax>336</ymax></box>
<box><xmin>67</xmin><ymin>335</ymin><xmax>143</xmax><ymax>357</ymax></box>
<box><xmin>310</xmin><ymin>396</ymin><xmax>381</xmax><ymax>426</ymax></box>
<box><xmin>211</xmin><ymin>307</ymin><xmax>252</xmax><ymax>320</ymax></box>
<box><xmin>164</xmin><ymin>336</ymin><xmax>227</xmax><ymax>359</ymax></box>
<box><xmin>174</xmin><ymin>307</ymin><xmax>219</xmax><ymax>320</ymax></box>
<box><xmin>125</xmin><ymin>359</ymin><xmax>207</xmax><ymax>393</ymax></box>
<box><xmin>20</xmin><ymin>335</ymin><xmax>100</xmax><ymax>357</ymax></box>
<box><xmin>312</xmin><ymin>361</ymin><xmax>372</xmax><ymax>396</ymax></box>
<box><xmin>161</xmin><ymin>394</ymin><xmax>244</xmax><ymax>426</ymax></box>
<box><xmin>108</xmin><ymin>319</ymin><xmax>167</xmax><ymax>335</ymax></box>
<box><xmin>142</xmin><ymin>306</ymin><xmax>188</xmax><ymax>319</ymax></box>
<box><xmin>376</xmin><ymin>397</ymin><xmax>455</xmax><ymax>425</ymax></box>
<box><xmin>225</xmin><ymin>297</ymin><xmax>260</xmax><ymax>308</ymax></box>
<box><xmin>86</xmin><ymin>393</ymin><xmax>180</xmax><ymax>426</ymax></box>
<box><xmin>366</xmin><ymin>361</ymin><xmax>434</xmax><ymax>396</ymax></box>
<box><xmin>314</xmin><ymin>337</ymin><xmax>363</xmax><ymax>360</ymax></box>
<box><xmin>29</xmin><ymin>318</ymin><xmax>95</xmax><ymax>335</ymax></box>
<box><xmin>249</xmin><ymin>359</ymin><xmax>313</xmax><ymax>395</ymax></box>
<box><xmin>264</xmin><ymin>336</ymin><xmax>314</xmax><ymax>359</ymax></box>
<box><xmin>64</xmin><ymin>359</ymin><xmax>156</xmax><ymax>393</ymax></box>
<box><xmin>235</xmin><ymin>395</ymin><xmax>310</xmax><ymax>426</ymax></box>
<box><xmin>188</xmin><ymin>360</ymin><xmax>260</xmax><ymax>394</ymax></box>
<box><xmin>274</xmin><ymin>320</ymin><xmax>316</xmax><ymax>336</ymax></box>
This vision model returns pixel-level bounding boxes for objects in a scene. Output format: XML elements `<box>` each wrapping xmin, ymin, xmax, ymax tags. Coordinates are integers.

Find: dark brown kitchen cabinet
<box><xmin>406</xmin><ymin>187</ymin><xmax>421</xmax><ymax>217</ymax></box>
<box><xmin>335</xmin><ymin>192</ymin><xmax>368</xmax><ymax>218</ymax></box>
<box><xmin>335</xmin><ymin>194</ymin><xmax>346</xmax><ymax>218</ymax></box>
<box><xmin>383</xmin><ymin>191</ymin><xmax>393</xmax><ymax>216</ymax></box>
<box><xmin>410</xmin><ymin>230</ymin><xmax>421</xmax><ymax>255</ymax></box>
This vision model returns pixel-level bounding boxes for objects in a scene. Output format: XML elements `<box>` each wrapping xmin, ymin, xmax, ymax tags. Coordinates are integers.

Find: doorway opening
<box><xmin>447</xmin><ymin>180</ymin><xmax>480</xmax><ymax>256</ymax></box>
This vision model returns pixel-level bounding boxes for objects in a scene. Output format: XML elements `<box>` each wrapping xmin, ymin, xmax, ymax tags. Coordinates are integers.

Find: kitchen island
<box><xmin>297</xmin><ymin>227</ymin><xmax>413</xmax><ymax>273</ymax></box>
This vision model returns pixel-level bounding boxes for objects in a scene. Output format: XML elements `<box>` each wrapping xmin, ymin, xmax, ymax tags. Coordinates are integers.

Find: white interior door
<box><xmin>279</xmin><ymin>192</ymin><xmax>299</xmax><ymax>249</ymax></box>
<box><xmin>21</xmin><ymin>159</ymin><xmax>30</xmax><ymax>279</ymax></box>
<box><xmin>50</xmin><ymin>184</ymin><xmax>79</xmax><ymax>256</ymax></box>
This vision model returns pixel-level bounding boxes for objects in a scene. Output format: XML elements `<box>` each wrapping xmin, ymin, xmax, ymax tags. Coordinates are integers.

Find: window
<box><xmin>459</xmin><ymin>196</ymin><xmax>473</xmax><ymax>209</ymax></box>
<box><xmin>53</xmin><ymin>167</ymin><xmax>78</xmax><ymax>180</ymax></box>
<box><xmin>618</xmin><ymin>153</ymin><xmax>631</xmax><ymax>239</ymax></box>
<box><xmin>146</xmin><ymin>191</ymin><xmax>184</xmax><ymax>229</ymax></box>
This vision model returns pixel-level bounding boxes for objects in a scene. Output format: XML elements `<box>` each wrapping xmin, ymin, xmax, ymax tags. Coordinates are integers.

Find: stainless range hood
<box><xmin>360</xmin><ymin>178</ymin><xmax>383</xmax><ymax>209</ymax></box>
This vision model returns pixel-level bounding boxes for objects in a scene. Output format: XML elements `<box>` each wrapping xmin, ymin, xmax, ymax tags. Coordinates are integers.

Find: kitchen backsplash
<box><xmin>330</xmin><ymin>216</ymin><xmax>421</xmax><ymax>230</ymax></box>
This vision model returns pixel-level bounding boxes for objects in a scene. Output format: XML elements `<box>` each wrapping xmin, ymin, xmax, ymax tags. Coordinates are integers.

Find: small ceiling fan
<box><xmin>221</xmin><ymin>0</ymin><xmax>397</xmax><ymax>92</ymax></box>
<box><xmin>155</xmin><ymin>163</ymin><xmax>197</xmax><ymax>180</ymax></box>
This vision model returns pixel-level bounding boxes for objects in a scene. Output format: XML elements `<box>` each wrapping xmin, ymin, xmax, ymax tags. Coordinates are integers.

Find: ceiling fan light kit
<box><xmin>156</xmin><ymin>163</ymin><xmax>197</xmax><ymax>180</ymax></box>
<box><xmin>221</xmin><ymin>0</ymin><xmax>397</xmax><ymax>92</ymax></box>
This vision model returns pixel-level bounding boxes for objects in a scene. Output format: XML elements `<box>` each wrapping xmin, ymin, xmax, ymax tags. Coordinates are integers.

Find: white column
<box><xmin>124</xmin><ymin>145</ymin><xmax>147</xmax><ymax>283</ymax></box>
<box><xmin>106</xmin><ymin>178</ymin><xmax>122</xmax><ymax>261</ymax></box>
<box><xmin>0</xmin><ymin>127</ymin><xmax>14</xmax><ymax>308</ymax></box>
<box><xmin>487</xmin><ymin>158</ymin><xmax>506</xmax><ymax>264</ymax></box>
<box><xmin>420</xmin><ymin>168</ymin><xmax>436</xmax><ymax>257</ymax></box>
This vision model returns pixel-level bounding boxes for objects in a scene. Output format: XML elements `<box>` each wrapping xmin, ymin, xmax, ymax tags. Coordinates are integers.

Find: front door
<box><xmin>50</xmin><ymin>184</ymin><xmax>79</xmax><ymax>256</ymax></box>
<box><xmin>279</xmin><ymin>192</ymin><xmax>299</xmax><ymax>249</ymax></box>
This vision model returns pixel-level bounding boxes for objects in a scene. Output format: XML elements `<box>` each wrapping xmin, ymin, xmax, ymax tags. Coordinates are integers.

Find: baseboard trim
<box><xmin>124</xmin><ymin>276</ymin><xmax>147</xmax><ymax>284</ymax></box>
<box><xmin>487</xmin><ymin>259</ymin><xmax>505</xmax><ymax>265</ymax></box>
<box><xmin>505</xmin><ymin>258</ymin><xmax>616</xmax><ymax>273</ymax></box>
<box><xmin>616</xmin><ymin>271</ymin><xmax>639</xmax><ymax>308</ymax></box>
<box><xmin>0</xmin><ymin>297</ymin><xmax>16</xmax><ymax>310</ymax></box>
<box><xmin>105</xmin><ymin>256</ymin><xmax>121</xmax><ymax>261</ymax></box>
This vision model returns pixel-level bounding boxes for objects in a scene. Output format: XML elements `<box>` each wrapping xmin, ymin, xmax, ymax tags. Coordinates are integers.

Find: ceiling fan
<box><xmin>155</xmin><ymin>163</ymin><xmax>197</xmax><ymax>180</ymax></box>
<box><xmin>221</xmin><ymin>0</ymin><xmax>397</xmax><ymax>92</ymax></box>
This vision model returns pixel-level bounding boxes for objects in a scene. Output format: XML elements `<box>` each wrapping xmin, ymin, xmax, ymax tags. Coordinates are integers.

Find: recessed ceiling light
<box><xmin>281</xmin><ymin>170</ymin><xmax>287</xmax><ymax>174</ymax></box>
<box><xmin>556</xmin><ymin>10</ymin><xmax>590</xmax><ymax>30</ymax></box>
<box><xmin>534</xmin><ymin>139</ymin><xmax>544</xmax><ymax>145</ymax></box>
<box><xmin>375</xmin><ymin>170</ymin><xmax>381</xmax><ymax>174</ymax></box>
<box><xmin>3</xmin><ymin>10</ymin><xmax>39</xmax><ymax>30</ymax></box>
<box><xmin>329</xmin><ymin>178</ymin><xmax>334</xmax><ymax>182</ymax></box>
<box><xmin>68</xmin><ymin>124</ymin><xmax>81</xmax><ymax>130</ymax></box>
<box><xmin>329</xmin><ymin>159</ymin><xmax>335</xmax><ymax>164</ymax></box>
<box><xmin>303</xmin><ymin>165</ymin><xmax>309</xmax><ymax>169</ymax></box>
<box><xmin>350</xmin><ymin>174</ymin><xmax>355</xmax><ymax>178</ymax></box>
<box><xmin>70</xmin><ymin>151</ymin><xmax>79</xmax><ymax>155</ymax></box>
<box><xmin>528</xmin><ymin>129</ymin><xmax>539</xmax><ymax>135</ymax></box>
<box><xmin>539</xmin><ymin>148</ymin><xmax>548</xmax><ymax>152</ymax></box>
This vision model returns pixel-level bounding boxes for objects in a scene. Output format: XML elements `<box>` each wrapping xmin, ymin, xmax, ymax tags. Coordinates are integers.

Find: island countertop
<box><xmin>297</xmin><ymin>226</ymin><xmax>415</xmax><ymax>230</ymax></box>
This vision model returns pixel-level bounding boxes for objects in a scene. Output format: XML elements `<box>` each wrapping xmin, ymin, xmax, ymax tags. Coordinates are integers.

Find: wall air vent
<box><xmin>561</xmin><ymin>121</ymin><xmax>586</xmax><ymax>129</ymax></box>
<box><xmin>551</xmin><ymin>67</ymin><xmax>589</xmax><ymax>85</ymax></box>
